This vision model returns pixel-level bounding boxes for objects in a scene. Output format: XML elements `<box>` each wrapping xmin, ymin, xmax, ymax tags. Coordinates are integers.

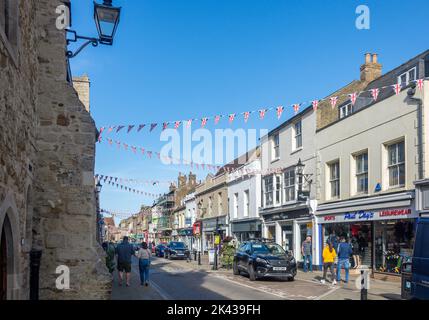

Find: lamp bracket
<box><xmin>66</xmin><ymin>29</ymin><xmax>100</xmax><ymax>59</ymax></box>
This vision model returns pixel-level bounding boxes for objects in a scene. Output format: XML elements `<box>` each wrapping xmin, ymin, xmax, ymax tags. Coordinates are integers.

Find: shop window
<box><xmin>355</xmin><ymin>153</ymin><xmax>368</xmax><ymax>194</ymax></box>
<box><xmin>272</xmin><ymin>134</ymin><xmax>280</xmax><ymax>160</ymax></box>
<box><xmin>328</xmin><ymin>161</ymin><xmax>340</xmax><ymax>199</ymax></box>
<box><xmin>374</xmin><ymin>220</ymin><xmax>415</xmax><ymax>274</ymax></box>
<box><xmin>387</xmin><ymin>141</ymin><xmax>405</xmax><ymax>188</ymax></box>
<box><xmin>293</xmin><ymin>121</ymin><xmax>302</xmax><ymax>150</ymax></box>
<box><xmin>263</xmin><ymin>176</ymin><xmax>273</xmax><ymax>206</ymax></box>
<box><xmin>275</xmin><ymin>175</ymin><xmax>282</xmax><ymax>204</ymax></box>
<box><xmin>283</xmin><ymin>167</ymin><xmax>296</xmax><ymax>202</ymax></box>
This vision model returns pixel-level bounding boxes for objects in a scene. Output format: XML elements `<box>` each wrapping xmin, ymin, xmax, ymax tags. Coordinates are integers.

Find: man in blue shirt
<box><xmin>336</xmin><ymin>236</ymin><xmax>353</xmax><ymax>283</ymax></box>
<box><xmin>115</xmin><ymin>236</ymin><xmax>135</xmax><ymax>286</ymax></box>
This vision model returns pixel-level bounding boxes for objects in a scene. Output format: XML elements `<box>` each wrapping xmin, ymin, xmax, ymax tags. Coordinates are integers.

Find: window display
<box><xmin>374</xmin><ymin>220</ymin><xmax>415</xmax><ymax>274</ymax></box>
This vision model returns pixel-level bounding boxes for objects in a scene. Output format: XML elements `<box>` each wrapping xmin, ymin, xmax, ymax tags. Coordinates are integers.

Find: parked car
<box><xmin>233</xmin><ymin>240</ymin><xmax>297</xmax><ymax>281</ymax></box>
<box><xmin>164</xmin><ymin>241</ymin><xmax>190</xmax><ymax>260</ymax></box>
<box><xmin>408</xmin><ymin>217</ymin><xmax>429</xmax><ymax>299</ymax></box>
<box><xmin>155</xmin><ymin>243</ymin><xmax>167</xmax><ymax>257</ymax></box>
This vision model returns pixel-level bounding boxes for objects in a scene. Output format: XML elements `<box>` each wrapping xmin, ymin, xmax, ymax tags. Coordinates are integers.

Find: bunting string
<box><xmin>98</xmin><ymin>78</ymin><xmax>426</xmax><ymax>136</ymax></box>
<box><xmin>95</xmin><ymin>174</ymin><xmax>174</xmax><ymax>186</ymax></box>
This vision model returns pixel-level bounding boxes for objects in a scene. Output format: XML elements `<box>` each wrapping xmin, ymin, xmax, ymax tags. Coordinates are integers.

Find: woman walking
<box><xmin>136</xmin><ymin>242</ymin><xmax>152</xmax><ymax>286</ymax></box>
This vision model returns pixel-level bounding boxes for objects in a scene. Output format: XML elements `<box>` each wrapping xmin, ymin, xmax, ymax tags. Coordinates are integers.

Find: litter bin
<box><xmin>401</xmin><ymin>262</ymin><xmax>413</xmax><ymax>300</ymax></box>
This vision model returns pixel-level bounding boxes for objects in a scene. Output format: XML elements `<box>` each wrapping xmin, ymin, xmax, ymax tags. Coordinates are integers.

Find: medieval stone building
<box><xmin>0</xmin><ymin>0</ymin><xmax>111</xmax><ymax>300</ymax></box>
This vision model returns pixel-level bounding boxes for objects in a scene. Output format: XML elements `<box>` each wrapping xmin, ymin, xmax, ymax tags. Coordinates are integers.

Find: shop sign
<box><xmin>193</xmin><ymin>222</ymin><xmax>201</xmax><ymax>235</ymax></box>
<box><xmin>319</xmin><ymin>208</ymin><xmax>416</xmax><ymax>224</ymax></box>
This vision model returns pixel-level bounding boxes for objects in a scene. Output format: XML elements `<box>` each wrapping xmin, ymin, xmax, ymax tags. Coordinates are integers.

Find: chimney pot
<box><xmin>365</xmin><ymin>53</ymin><xmax>371</xmax><ymax>64</ymax></box>
<box><xmin>372</xmin><ymin>53</ymin><xmax>378</xmax><ymax>64</ymax></box>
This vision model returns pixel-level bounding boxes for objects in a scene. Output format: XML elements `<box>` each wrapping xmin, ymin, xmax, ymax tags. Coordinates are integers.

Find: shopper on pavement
<box><xmin>336</xmin><ymin>236</ymin><xmax>353</xmax><ymax>283</ymax></box>
<box><xmin>115</xmin><ymin>236</ymin><xmax>135</xmax><ymax>287</ymax></box>
<box><xmin>136</xmin><ymin>242</ymin><xmax>152</xmax><ymax>286</ymax></box>
<box><xmin>321</xmin><ymin>241</ymin><xmax>337</xmax><ymax>285</ymax></box>
<box><xmin>301</xmin><ymin>236</ymin><xmax>312</xmax><ymax>272</ymax></box>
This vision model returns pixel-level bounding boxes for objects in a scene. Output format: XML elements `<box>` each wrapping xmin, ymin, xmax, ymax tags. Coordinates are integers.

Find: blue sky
<box><xmin>69</xmin><ymin>0</ymin><xmax>429</xmax><ymax>222</ymax></box>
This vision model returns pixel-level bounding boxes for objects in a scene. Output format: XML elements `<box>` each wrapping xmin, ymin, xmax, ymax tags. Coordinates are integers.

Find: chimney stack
<box><xmin>360</xmin><ymin>53</ymin><xmax>382</xmax><ymax>83</ymax></box>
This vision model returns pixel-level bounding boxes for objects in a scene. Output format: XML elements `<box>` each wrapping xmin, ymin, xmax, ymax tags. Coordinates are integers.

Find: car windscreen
<box><xmin>170</xmin><ymin>242</ymin><xmax>185</xmax><ymax>249</ymax></box>
<box><xmin>266</xmin><ymin>243</ymin><xmax>286</xmax><ymax>256</ymax></box>
<box><xmin>251</xmin><ymin>244</ymin><xmax>270</xmax><ymax>254</ymax></box>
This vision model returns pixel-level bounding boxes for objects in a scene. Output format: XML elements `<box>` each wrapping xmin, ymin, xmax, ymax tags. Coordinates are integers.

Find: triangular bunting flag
<box><xmin>259</xmin><ymin>109</ymin><xmax>266</xmax><ymax>120</ymax></box>
<box><xmin>312</xmin><ymin>100</ymin><xmax>319</xmax><ymax>111</ymax></box>
<box><xmin>417</xmin><ymin>79</ymin><xmax>424</xmax><ymax>91</ymax></box>
<box><xmin>393</xmin><ymin>83</ymin><xmax>402</xmax><ymax>95</ymax></box>
<box><xmin>229</xmin><ymin>114</ymin><xmax>236</xmax><ymax>124</ymax></box>
<box><xmin>276</xmin><ymin>106</ymin><xmax>284</xmax><ymax>120</ymax></box>
<box><xmin>214</xmin><ymin>115</ymin><xmax>221</xmax><ymax>125</ymax></box>
<box><xmin>201</xmin><ymin>117</ymin><xmax>208</xmax><ymax>128</ymax></box>
<box><xmin>330</xmin><ymin>97</ymin><xmax>338</xmax><ymax>109</ymax></box>
<box><xmin>186</xmin><ymin>119</ymin><xmax>193</xmax><ymax>128</ymax></box>
<box><xmin>174</xmin><ymin>121</ymin><xmax>181</xmax><ymax>129</ymax></box>
<box><xmin>137</xmin><ymin>124</ymin><xmax>146</xmax><ymax>132</ymax></box>
<box><xmin>243</xmin><ymin>111</ymin><xmax>250</xmax><ymax>123</ymax></box>
<box><xmin>371</xmin><ymin>88</ymin><xmax>380</xmax><ymax>101</ymax></box>
<box><xmin>162</xmin><ymin>122</ymin><xmax>169</xmax><ymax>131</ymax></box>
<box><xmin>349</xmin><ymin>93</ymin><xmax>358</xmax><ymax>106</ymax></box>
<box><xmin>293</xmin><ymin>104</ymin><xmax>300</xmax><ymax>114</ymax></box>
<box><xmin>150</xmin><ymin>123</ymin><xmax>158</xmax><ymax>132</ymax></box>
<box><xmin>127</xmin><ymin>125</ymin><xmax>135</xmax><ymax>133</ymax></box>
<box><xmin>116</xmin><ymin>125</ymin><xmax>125</xmax><ymax>133</ymax></box>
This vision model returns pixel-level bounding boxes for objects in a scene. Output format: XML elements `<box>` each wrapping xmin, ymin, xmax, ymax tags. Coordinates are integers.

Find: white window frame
<box><xmin>387</xmin><ymin>141</ymin><xmax>405</xmax><ymax>188</ymax></box>
<box><xmin>397</xmin><ymin>67</ymin><xmax>417</xmax><ymax>87</ymax></box>
<box><xmin>272</xmin><ymin>134</ymin><xmax>280</xmax><ymax>160</ymax></box>
<box><xmin>283</xmin><ymin>167</ymin><xmax>296</xmax><ymax>203</ymax></box>
<box><xmin>274</xmin><ymin>175</ymin><xmax>282</xmax><ymax>205</ymax></box>
<box><xmin>355</xmin><ymin>152</ymin><xmax>368</xmax><ymax>194</ymax></box>
<box><xmin>340</xmin><ymin>103</ymin><xmax>353</xmax><ymax>119</ymax></box>
<box><xmin>243</xmin><ymin>190</ymin><xmax>249</xmax><ymax>217</ymax></box>
<box><xmin>233</xmin><ymin>193</ymin><xmax>239</xmax><ymax>219</ymax></box>
<box><xmin>328</xmin><ymin>161</ymin><xmax>340</xmax><ymax>199</ymax></box>
<box><xmin>263</xmin><ymin>176</ymin><xmax>274</xmax><ymax>207</ymax></box>
<box><xmin>293</xmin><ymin>121</ymin><xmax>302</xmax><ymax>150</ymax></box>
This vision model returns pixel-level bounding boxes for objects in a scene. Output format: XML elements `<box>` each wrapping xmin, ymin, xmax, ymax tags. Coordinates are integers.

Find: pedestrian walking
<box><xmin>336</xmin><ymin>236</ymin><xmax>353</xmax><ymax>283</ymax></box>
<box><xmin>115</xmin><ymin>236</ymin><xmax>135</xmax><ymax>287</ymax></box>
<box><xmin>301</xmin><ymin>236</ymin><xmax>312</xmax><ymax>272</ymax></box>
<box><xmin>351</xmin><ymin>236</ymin><xmax>360</xmax><ymax>269</ymax></box>
<box><xmin>321</xmin><ymin>241</ymin><xmax>337</xmax><ymax>285</ymax></box>
<box><xmin>136</xmin><ymin>242</ymin><xmax>152</xmax><ymax>286</ymax></box>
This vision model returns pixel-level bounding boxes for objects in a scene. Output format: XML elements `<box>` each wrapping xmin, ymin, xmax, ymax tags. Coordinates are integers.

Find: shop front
<box><xmin>178</xmin><ymin>228</ymin><xmax>194</xmax><ymax>249</ymax></box>
<box><xmin>201</xmin><ymin>215</ymin><xmax>227</xmax><ymax>253</ymax></box>
<box><xmin>231</xmin><ymin>218</ymin><xmax>262</xmax><ymax>243</ymax></box>
<box><xmin>261</xmin><ymin>208</ymin><xmax>315</xmax><ymax>263</ymax></box>
<box><xmin>316</xmin><ymin>192</ymin><xmax>417</xmax><ymax>276</ymax></box>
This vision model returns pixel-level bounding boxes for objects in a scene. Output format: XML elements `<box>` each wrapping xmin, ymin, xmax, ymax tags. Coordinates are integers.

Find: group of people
<box><xmin>321</xmin><ymin>236</ymin><xmax>353</xmax><ymax>285</ymax></box>
<box><xmin>103</xmin><ymin>236</ymin><xmax>152</xmax><ymax>287</ymax></box>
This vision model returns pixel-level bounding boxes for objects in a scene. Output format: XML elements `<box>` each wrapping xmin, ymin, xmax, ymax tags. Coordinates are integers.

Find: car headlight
<box><xmin>289</xmin><ymin>256</ymin><xmax>296</xmax><ymax>263</ymax></box>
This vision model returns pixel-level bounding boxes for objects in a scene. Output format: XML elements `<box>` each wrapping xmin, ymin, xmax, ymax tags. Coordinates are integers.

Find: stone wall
<box><xmin>72</xmin><ymin>75</ymin><xmax>91</xmax><ymax>113</ymax></box>
<box><xmin>0</xmin><ymin>0</ymin><xmax>38</xmax><ymax>300</ymax></box>
<box><xmin>33</xmin><ymin>0</ymin><xmax>111</xmax><ymax>300</ymax></box>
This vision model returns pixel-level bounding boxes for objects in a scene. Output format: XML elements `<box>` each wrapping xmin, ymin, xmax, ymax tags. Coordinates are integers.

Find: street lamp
<box><xmin>66</xmin><ymin>0</ymin><xmax>121</xmax><ymax>58</ymax></box>
<box><xmin>96</xmin><ymin>181</ymin><xmax>103</xmax><ymax>193</ymax></box>
<box><xmin>296</xmin><ymin>158</ymin><xmax>312</xmax><ymax>202</ymax></box>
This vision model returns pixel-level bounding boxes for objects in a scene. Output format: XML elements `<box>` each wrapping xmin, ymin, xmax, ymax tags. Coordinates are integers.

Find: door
<box><xmin>0</xmin><ymin>226</ymin><xmax>7</xmax><ymax>300</ymax></box>
<box><xmin>412</xmin><ymin>219</ymin><xmax>429</xmax><ymax>299</ymax></box>
<box><xmin>282</xmin><ymin>224</ymin><xmax>293</xmax><ymax>253</ymax></box>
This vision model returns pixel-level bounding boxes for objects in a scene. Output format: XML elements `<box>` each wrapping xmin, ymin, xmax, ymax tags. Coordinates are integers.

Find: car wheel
<box><xmin>248</xmin><ymin>264</ymin><xmax>256</xmax><ymax>281</ymax></box>
<box><xmin>288</xmin><ymin>276</ymin><xmax>295</xmax><ymax>282</ymax></box>
<box><xmin>233</xmin><ymin>261</ymin><xmax>240</xmax><ymax>275</ymax></box>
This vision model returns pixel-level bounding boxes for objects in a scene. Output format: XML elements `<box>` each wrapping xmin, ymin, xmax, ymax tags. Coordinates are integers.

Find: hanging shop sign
<box><xmin>193</xmin><ymin>222</ymin><xmax>201</xmax><ymax>236</ymax></box>
<box><xmin>179</xmin><ymin>228</ymin><xmax>193</xmax><ymax>237</ymax></box>
<box><xmin>317</xmin><ymin>208</ymin><xmax>418</xmax><ymax>224</ymax></box>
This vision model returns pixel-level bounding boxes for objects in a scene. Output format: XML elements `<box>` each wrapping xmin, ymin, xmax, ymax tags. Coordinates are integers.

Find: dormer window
<box><xmin>398</xmin><ymin>67</ymin><xmax>416</xmax><ymax>87</ymax></box>
<box><xmin>339</xmin><ymin>103</ymin><xmax>353</xmax><ymax>119</ymax></box>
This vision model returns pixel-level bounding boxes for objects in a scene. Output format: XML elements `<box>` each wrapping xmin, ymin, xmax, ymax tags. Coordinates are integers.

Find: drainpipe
<box><xmin>29</xmin><ymin>249</ymin><xmax>42</xmax><ymax>300</ymax></box>
<box><xmin>407</xmin><ymin>83</ymin><xmax>424</xmax><ymax>180</ymax></box>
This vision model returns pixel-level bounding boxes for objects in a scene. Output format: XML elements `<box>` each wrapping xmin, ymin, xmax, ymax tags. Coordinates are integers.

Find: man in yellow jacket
<box><xmin>321</xmin><ymin>241</ymin><xmax>337</xmax><ymax>285</ymax></box>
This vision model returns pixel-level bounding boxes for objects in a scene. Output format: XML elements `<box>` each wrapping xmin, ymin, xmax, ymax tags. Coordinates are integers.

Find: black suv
<box><xmin>233</xmin><ymin>240</ymin><xmax>297</xmax><ymax>281</ymax></box>
<box><xmin>164</xmin><ymin>241</ymin><xmax>190</xmax><ymax>260</ymax></box>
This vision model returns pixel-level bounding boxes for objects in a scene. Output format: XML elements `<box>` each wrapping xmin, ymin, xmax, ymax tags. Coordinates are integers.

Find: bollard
<box><xmin>30</xmin><ymin>249</ymin><xmax>42</xmax><ymax>300</ymax></box>
<box><xmin>194</xmin><ymin>250</ymin><xmax>197</xmax><ymax>261</ymax></box>
<box><xmin>198</xmin><ymin>251</ymin><xmax>201</xmax><ymax>265</ymax></box>
<box><xmin>360</xmin><ymin>269</ymin><xmax>368</xmax><ymax>300</ymax></box>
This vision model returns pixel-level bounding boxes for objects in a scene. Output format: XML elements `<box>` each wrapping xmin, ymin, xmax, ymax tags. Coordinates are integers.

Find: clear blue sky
<box><xmin>69</xmin><ymin>0</ymin><xmax>429</xmax><ymax>222</ymax></box>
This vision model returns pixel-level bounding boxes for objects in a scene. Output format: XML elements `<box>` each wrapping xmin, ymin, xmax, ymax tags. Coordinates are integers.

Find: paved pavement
<box><xmin>111</xmin><ymin>255</ymin><xmax>402</xmax><ymax>300</ymax></box>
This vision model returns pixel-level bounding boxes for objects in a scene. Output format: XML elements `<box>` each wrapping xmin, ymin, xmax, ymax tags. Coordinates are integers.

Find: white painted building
<box><xmin>259</xmin><ymin>106</ymin><xmax>318</xmax><ymax>265</ymax></box>
<box><xmin>227</xmin><ymin>149</ymin><xmax>262</xmax><ymax>242</ymax></box>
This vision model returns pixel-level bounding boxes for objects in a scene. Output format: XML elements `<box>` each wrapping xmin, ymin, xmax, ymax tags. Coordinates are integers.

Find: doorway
<box><xmin>0</xmin><ymin>222</ymin><xmax>8</xmax><ymax>300</ymax></box>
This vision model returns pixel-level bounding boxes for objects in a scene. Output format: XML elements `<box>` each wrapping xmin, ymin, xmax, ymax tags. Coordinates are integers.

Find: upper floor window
<box><xmin>275</xmin><ymin>175</ymin><xmax>282</xmax><ymax>204</ymax></box>
<box><xmin>264</xmin><ymin>176</ymin><xmax>273</xmax><ymax>206</ymax></box>
<box><xmin>398</xmin><ymin>67</ymin><xmax>416</xmax><ymax>87</ymax></box>
<box><xmin>233</xmin><ymin>193</ymin><xmax>238</xmax><ymax>219</ymax></box>
<box><xmin>340</xmin><ymin>103</ymin><xmax>353</xmax><ymax>119</ymax></box>
<box><xmin>272</xmin><ymin>134</ymin><xmax>280</xmax><ymax>160</ymax></box>
<box><xmin>243</xmin><ymin>190</ymin><xmax>249</xmax><ymax>217</ymax></box>
<box><xmin>355</xmin><ymin>153</ymin><xmax>368</xmax><ymax>194</ymax></box>
<box><xmin>387</xmin><ymin>141</ymin><xmax>405</xmax><ymax>187</ymax></box>
<box><xmin>0</xmin><ymin>0</ymin><xmax>18</xmax><ymax>55</ymax></box>
<box><xmin>294</xmin><ymin>121</ymin><xmax>302</xmax><ymax>149</ymax></box>
<box><xmin>283</xmin><ymin>167</ymin><xmax>296</xmax><ymax>202</ymax></box>
<box><xmin>217</xmin><ymin>192</ymin><xmax>223</xmax><ymax>213</ymax></box>
<box><xmin>208</xmin><ymin>196</ymin><xmax>213</xmax><ymax>216</ymax></box>
<box><xmin>328</xmin><ymin>161</ymin><xmax>340</xmax><ymax>199</ymax></box>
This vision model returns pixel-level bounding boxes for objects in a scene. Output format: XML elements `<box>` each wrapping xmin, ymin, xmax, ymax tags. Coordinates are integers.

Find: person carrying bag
<box><xmin>136</xmin><ymin>242</ymin><xmax>152</xmax><ymax>286</ymax></box>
